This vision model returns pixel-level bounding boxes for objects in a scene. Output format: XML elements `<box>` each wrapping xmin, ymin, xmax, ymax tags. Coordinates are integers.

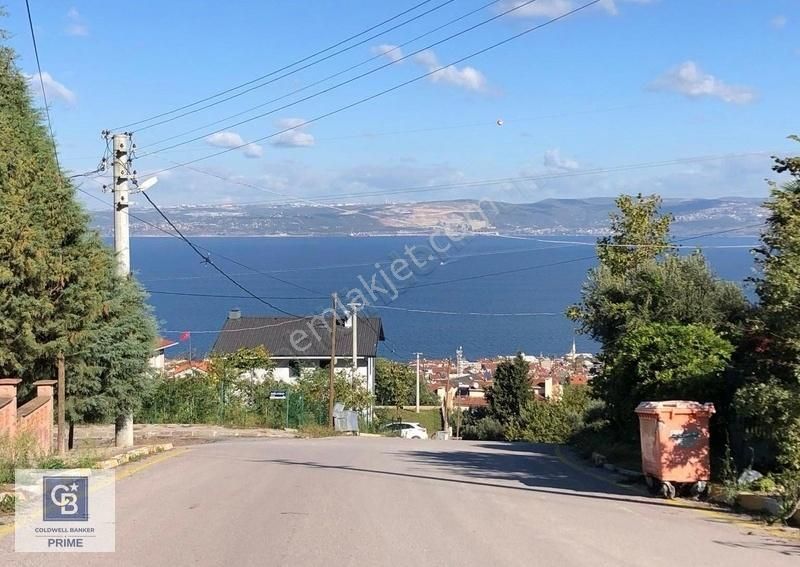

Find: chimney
<box><xmin>228</xmin><ymin>308</ymin><xmax>241</xmax><ymax>320</ymax></box>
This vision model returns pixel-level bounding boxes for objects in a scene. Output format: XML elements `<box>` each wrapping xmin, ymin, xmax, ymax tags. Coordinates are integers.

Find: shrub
<box><xmin>462</xmin><ymin>416</ymin><xmax>505</xmax><ymax>441</ymax></box>
<box><xmin>734</xmin><ymin>380</ymin><xmax>800</xmax><ymax>471</ymax></box>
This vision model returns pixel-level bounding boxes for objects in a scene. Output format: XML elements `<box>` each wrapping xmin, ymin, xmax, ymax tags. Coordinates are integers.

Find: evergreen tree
<box><xmin>0</xmin><ymin>28</ymin><xmax>155</xmax><ymax>429</ymax></box>
<box><xmin>487</xmin><ymin>354</ymin><xmax>531</xmax><ymax>424</ymax></box>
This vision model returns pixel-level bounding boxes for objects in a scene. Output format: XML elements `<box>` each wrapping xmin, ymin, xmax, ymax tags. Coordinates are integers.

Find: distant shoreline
<box><xmin>119</xmin><ymin>232</ymin><xmax>762</xmax><ymax>239</ymax></box>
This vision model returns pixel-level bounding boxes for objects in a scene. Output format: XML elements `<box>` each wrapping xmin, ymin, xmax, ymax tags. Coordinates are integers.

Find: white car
<box><xmin>383</xmin><ymin>422</ymin><xmax>429</xmax><ymax>439</ymax></box>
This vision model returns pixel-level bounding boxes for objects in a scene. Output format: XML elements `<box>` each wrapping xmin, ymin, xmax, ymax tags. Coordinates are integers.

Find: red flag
<box><xmin>179</xmin><ymin>331</ymin><xmax>191</xmax><ymax>342</ymax></box>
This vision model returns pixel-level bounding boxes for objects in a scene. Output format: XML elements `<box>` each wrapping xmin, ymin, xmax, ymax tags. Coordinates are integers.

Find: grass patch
<box><xmin>374</xmin><ymin>407</ymin><xmax>442</xmax><ymax>436</ymax></box>
<box><xmin>297</xmin><ymin>424</ymin><xmax>336</xmax><ymax>438</ymax></box>
<box><xmin>0</xmin><ymin>493</ymin><xmax>14</xmax><ymax>514</ymax></box>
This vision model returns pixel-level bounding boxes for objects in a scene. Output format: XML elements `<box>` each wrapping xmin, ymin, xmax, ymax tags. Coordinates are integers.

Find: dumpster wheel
<box><xmin>659</xmin><ymin>481</ymin><xmax>676</xmax><ymax>500</ymax></box>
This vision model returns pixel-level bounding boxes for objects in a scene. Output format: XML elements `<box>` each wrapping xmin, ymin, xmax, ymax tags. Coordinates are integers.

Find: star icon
<box><xmin>70</xmin><ymin>482</ymin><xmax>79</xmax><ymax>492</ymax></box>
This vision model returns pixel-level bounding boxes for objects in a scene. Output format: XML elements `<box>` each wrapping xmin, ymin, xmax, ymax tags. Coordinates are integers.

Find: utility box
<box><xmin>332</xmin><ymin>402</ymin><xmax>359</xmax><ymax>434</ymax></box>
<box><xmin>635</xmin><ymin>400</ymin><xmax>715</xmax><ymax>499</ymax></box>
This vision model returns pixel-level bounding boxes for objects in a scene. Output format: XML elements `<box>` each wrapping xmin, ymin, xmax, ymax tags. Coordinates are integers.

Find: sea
<box><xmin>129</xmin><ymin>235</ymin><xmax>759</xmax><ymax>361</ymax></box>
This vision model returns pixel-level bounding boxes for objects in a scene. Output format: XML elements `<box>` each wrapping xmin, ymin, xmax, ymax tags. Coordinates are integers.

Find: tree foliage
<box><xmin>595</xmin><ymin>193</ymin><xmax>673</xmax><ymax>275</ymax></box>
<box><xmin>486</xmin><ymin>354</ymin><xmax>531</xmax><ymax>424</ymax></box>
<box><xmin>597</xmin><ymin>323</ymin><xmax>733</xmax><ymax>432</ymax></box>
<box><xmin>752</xmin><ymin>137</ymin><xmax>800</xmax><ymax>384</ymax></box>
<box><xmin>571</xmin><ymin>254</ymin><xmax>748</xmax><ymax>351</ymax></box>
<box><xmin>0</xmin><ymin>29</ymin><xmax>156</xmax><ymax>422</ymax></box>
<box><xmin>295</xmin><ymin>368</ymin><xmax>373</xmax><ymax>412</ymax></box>
<box><xmin>375</xmin><ymin>358</ymin><xmax>437</xmax><ymax>408</ymax></box>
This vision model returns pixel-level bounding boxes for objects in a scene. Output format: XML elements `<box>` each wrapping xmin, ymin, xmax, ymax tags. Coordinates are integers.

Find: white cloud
<box><xmin>243</xmin><ymin>143</ymin><xmax>264</xmax><ymax>158</ymax></box>
<box><xmin>65</xmin><ymin>7</ymin><xmax>88</xmax><ymax>37</ymax></box>
<box><xmin>205</xmin><ymin>131</ymin><xmax>263</xmax><ymax>158</ymax></box>
<box><xmin>771</xmin><ymin>15</ymin><xmax>787</xmax><ymax>29</ymax></box>
<box><xmin>205</xmin><ymin>131</ymin><xmax>245</xmax><ymax>148</ymax></box>
<box><xmin>371</xmin><ymin>44</ymin><xmax>404</xmax><ymax>63</ymax></box>
<box><xmin>412</xmin><ymin>49</ymin><xmax>487</xmax><ymax>92</ymax></box>
<box><xmin>271</xmin><ymin>118</ymin><xmax>315</xmax><ymax>148</ymax></box>
<box><xmin>26</xmin><ymin>72</ymin><xmax>76</xmax><ymax>106</ymax></box>
<box><xmin>499</xmin><ymin>0</ymin><xmax>653</xmax><ymax>18</ymax></box>
<box><xmin>543</xmin><ymin>149</ymin><xmax>580</xmax><ymax>171</ymax></box>
<box><xmin>649</xmin><ymin>61</ymin><xmax>756</xmax><ymax>104</ymax></box>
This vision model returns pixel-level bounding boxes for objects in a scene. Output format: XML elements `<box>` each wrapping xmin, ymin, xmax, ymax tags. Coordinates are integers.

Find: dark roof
<box><xmin>212</xmin><ymin>315</ymin><xmax>384</xmax><ymax>358</ymax></box>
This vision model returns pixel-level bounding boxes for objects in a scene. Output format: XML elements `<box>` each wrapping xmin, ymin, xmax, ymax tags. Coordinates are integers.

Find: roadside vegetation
<box><xmin>138</xmin><ymin>347</ymin><xmax>373</xmax><ymax>429</ymax></box>
<box><xmin>0</xmin><ymin>26</ymin><xmax>156</xmax><ymax>448</ymax></box>
<box><xmin>460</xmin><ymin>142</ymin><xmax>800</xmax><ymax>518</ymax></box>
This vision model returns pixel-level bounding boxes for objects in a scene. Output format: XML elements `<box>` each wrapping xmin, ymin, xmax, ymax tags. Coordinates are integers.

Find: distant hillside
<box><xmin>89</xmin><ymin>197</ymin><xmax>765</xmax><ymax>237</ymax></box>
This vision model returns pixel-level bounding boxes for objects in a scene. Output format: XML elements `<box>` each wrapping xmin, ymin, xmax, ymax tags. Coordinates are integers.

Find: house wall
<box><xmin>149</xmin><ymin>351</ymin><xmax>166</xmax><ymax>371</ymax></box>
<box><xmin>245</xmin><ymin>358</ymin><xmax>375</xmax><ymax>393</ymax></box>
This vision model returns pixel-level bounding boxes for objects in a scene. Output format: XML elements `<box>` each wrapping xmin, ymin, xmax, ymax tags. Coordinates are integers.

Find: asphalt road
<box><xmin>2</xmin><ymin>437</ymin><xmax>798</xmax><ymax>566</ymax></box>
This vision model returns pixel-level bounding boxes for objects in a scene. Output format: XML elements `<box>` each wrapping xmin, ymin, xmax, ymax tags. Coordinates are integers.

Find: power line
<box><xmin>405</xmin><ymin>222</ymin><xmax>766</xmax><ymax>291</ymax></box>
<box><xmin>76</xmin><ymin>180</ymin><xmax>323</xmax><ymax>297</ymax></box>
<box><xmin>138</xmin><ymin>0</ymin><xmax>601</xmax><ymax>170</ymax></box>
<box><xmin>371</xmin><ymin>305</ymin><xmax>559</xmax><ymax>316</ymax></box>
<box><xmin>24</xmin><ymin>0</ymin><xmax>60</xmax><ymax>173</ymax></box>
<box><xmin>146</xmin><ymin>290</ymin><xmax>327</xmax><ymax>300</ymax></box>
<box><xmin>144</xmin><ymin>151</ymin><xmax>772</xmax><ymax>207</ymax></box>
<box><xmin>113</xmin><ymin>0</ymin><xmax>442</xmax><ymax>130</ymax></box>
<box><xmin>140</xmin><ymin>190</ymin><xmax>306</xmax><ymax>318</ymax></box>
<box><xmin>140</xmin><ymin>0</ymin><xmax>506</xmax><ymax>150</ymax></box>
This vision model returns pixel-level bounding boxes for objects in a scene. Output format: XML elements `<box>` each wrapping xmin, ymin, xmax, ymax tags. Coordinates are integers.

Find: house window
<box><xmin>288</xmin><ymin>360</ymin><xmax>301</xmax><ymax>378</ymax></box>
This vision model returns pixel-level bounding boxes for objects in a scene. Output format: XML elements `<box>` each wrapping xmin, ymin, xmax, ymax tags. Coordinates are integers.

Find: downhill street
<box><xmin>2</xmin><ymin>437</ymin><xmax>798</xmax><ymax>566</ymax></box>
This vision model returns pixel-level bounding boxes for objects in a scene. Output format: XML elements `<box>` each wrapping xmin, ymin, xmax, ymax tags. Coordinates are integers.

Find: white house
<box><xmin>149</xmin><ymin>337</ymin><xmax>178</xmax><ymax>372</ymax></box>
<box><xmin>212</xmin><ymin>309</ymin><xmax>385</xmax><ymax>395</ymax></box>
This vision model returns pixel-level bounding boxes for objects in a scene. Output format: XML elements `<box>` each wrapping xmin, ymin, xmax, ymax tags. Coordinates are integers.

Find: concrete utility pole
<box><xmin>111</xmin><ymin>132</ymin><xmax>134</xmax><ymax>447</ymax></box>
<box><xmin>57</xmin><ymin>353</ymin><xmax>65</xmax><ymax>456</ymax></box>
<box><xmin>348</xmin><ymin>302</ymin><xmax>359</xmax><ymax>379</ymax></box>
<box><xmin>413</xmin><ymin>352</ymin><xmax>423</xmax><ymax>413</ymax></box>
<box><xmin>329</xmin><ymin>293</ymin><xmax>337</xmax><ymax>427</ymax></box>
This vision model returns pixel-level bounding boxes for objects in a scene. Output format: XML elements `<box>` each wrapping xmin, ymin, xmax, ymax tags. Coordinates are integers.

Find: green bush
<box><xmin>734</xmin><ymin>380</ymin><xmax>800</xmax><ymax>471</ymax></box>
<box><xmin>461</xmin><ymin>411</ymin><xmax>505</xmax><ymax>441</ymax></box>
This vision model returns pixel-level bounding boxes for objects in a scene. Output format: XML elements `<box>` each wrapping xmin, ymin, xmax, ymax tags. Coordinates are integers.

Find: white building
<box><xmin>212</xmin><ymin>309</ymin><xmax>385</xmax><ymax>395</ymax></box>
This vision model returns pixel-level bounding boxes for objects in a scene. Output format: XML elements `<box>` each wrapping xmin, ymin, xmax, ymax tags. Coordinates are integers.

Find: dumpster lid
<box><xmin>635</xmin><ymin>401</ymin><xmax>715</xmax><ymax>415</ymax></box>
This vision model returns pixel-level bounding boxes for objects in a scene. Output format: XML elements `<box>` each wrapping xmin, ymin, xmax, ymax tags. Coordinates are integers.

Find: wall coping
<box><xmin>32</xmin><ymin>380</ymin><xmax>57</xmax><ymax>387</ymax></box>
<box><xmin>0</xmin><ymin>397</ymin><xmax>13</xmax><ymax>410</ymax></box>
<box><xmin>0</xmin><ymin>378</ymin><xmax>21</xmax><ymax>386</ymax></box>
<box><xmin>17</xmin><ymin>396</ymin><xmax>49</xmax><ymax>418</ymax></box>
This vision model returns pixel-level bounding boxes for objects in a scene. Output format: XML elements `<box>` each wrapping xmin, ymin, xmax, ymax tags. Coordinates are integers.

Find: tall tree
<box><xmin>753</xmin><ymin>137</ymin><xmax>800</xmax><ymax>384</ymax></box>
<box><xmin>596</xmin><ymin>194</ymin><xmax>673</xmax><ymax>275</ymax></box>
<box><xmin>0</xmin><ymin>28</ymin><xmax>156</xmax><ymax>428</ymax></box>
<box><xmin>487</xmin><ymin>354</ymin><xmax>531</xmax><ymax>424</ymax></box>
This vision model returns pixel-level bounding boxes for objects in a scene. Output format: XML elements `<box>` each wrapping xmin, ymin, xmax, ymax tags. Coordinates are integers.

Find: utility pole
<box><xmin>348</xmin><ymin>302</ymin><xmax>359</xmax><ymax>380</ymax></box>
<box><xmin>57</xmin><ymin>353</ymin><xmax>65</xmax><ymax>456</ymax></box>
<box><xmin>413</xmin><ymin>352</ymin><xmax>423</xmax><ymax>413</ymax></box>
<box><xmin>329</xmin><ymin>293</ymin><xmax>337</xmax><ymax>427</ymax></box>
<box><xmin>110</xmin><ymin>132</ymin><xmax>134</xmax><ymax>447</ymax></box>
<box><xmin>443</xmin><ymin>358</ymin><xmax>451</xmax><ymax>431</ymax></box>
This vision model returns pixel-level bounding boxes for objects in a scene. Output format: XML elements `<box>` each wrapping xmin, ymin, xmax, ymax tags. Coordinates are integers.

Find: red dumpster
<box><xmin>635</xmin><ymin>401</ymin><xmax>715</xmax><ymax>499</ymax></box>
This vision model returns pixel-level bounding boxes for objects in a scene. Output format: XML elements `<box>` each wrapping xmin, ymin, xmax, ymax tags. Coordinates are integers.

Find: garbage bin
<box><xmin>635</xmin><ymin>401</ymin><xmax>715</xmax><ymax>499</ymax></box>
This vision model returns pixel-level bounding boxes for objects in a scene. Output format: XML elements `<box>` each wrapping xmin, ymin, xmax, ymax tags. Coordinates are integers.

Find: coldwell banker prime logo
<box><xmin>43</xmin><ymin>476</ymin><xmax>89</xmax><ymax>522</ymax></box>
<box><xmin>15</xmin><ymin>469</ymin><xmax>115</xmax><ymax>552</ymax></box>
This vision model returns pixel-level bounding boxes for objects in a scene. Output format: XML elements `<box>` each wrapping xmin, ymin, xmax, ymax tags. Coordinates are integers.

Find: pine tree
<box><xmin>487</xmin><ymin>354</ymin><xmax>531</xmax><ymax>424</ymax></box>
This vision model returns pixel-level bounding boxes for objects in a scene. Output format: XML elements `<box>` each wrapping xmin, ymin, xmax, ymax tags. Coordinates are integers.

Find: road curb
<box><xmin>95</xmin><ymin>443</ymin><xmax>174</xmax><ymax>469</ymax></box>
<box><xmin>554</xmin><ymin>445</ymin><xmax>799</xmax><ymax>540</ymax></box>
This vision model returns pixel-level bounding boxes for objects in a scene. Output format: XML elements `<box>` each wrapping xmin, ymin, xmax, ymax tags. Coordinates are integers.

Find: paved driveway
<box><xmin>2</xmin><ymin>437</ymin><xmax>798</xmax><ymax>566</ymax></box>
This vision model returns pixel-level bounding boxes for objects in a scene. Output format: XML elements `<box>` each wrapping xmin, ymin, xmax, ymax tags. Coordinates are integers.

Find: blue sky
<box><xmin>4</xmin><ymin>0</ymin><xmax>799</xmax><ymax>208</ymax></box>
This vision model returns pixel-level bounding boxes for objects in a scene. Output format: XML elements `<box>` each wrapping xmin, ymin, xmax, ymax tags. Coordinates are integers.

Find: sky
<box><xmin>4</xmin><ymin>0</ymin><xmax>799</xmax><ymax>209</ymax></box>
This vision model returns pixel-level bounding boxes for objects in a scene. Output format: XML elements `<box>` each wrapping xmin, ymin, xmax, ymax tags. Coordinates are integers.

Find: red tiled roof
<box><xmin>167</xmin><ymin>360</ymin><xmax>210</xmax><ymax>377</ymax></box>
